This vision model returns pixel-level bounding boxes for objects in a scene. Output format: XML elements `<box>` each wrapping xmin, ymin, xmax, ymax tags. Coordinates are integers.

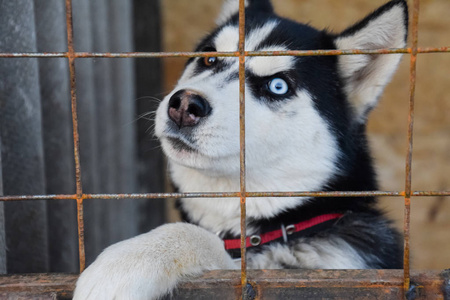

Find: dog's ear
<box><xmin>334</xmin><ymin>0</ymin><xmax>408</xmax><ymax>123</ymax></box>
<box><xmin>216</xmin><ymin>0</ymin><xmax>273</xmax><ymax>25</ymax></box>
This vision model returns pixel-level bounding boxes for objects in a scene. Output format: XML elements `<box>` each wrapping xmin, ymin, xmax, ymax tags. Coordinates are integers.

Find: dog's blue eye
<box><xmin>203</xmin><ymin>56</ymin><xmax>217</xmax><ymax>67</ymax></box>
<box><xmin>268</xmin><ymin>78</ymin><xmax>288</xmax><ymax>95</ymax></box>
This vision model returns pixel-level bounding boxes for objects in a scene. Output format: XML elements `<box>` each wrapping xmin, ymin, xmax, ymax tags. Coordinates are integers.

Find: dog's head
<box><xmin>155</xmin><ymin>0</ymin><xmax>408</xmax><ymax>194</ymax></box>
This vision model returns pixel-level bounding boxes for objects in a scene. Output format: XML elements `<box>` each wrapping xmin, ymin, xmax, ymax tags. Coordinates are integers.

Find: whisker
<box><xmin>148</xmin><ymin>143</ymin><xmax>163</xmax><ymax>152</ymax></box>
<box><xmin>134</xmin><ymin>96</ymin><xmax>162</xmax><ymax>104</ymax></box>
<box><xmin>129</xmin><ymin>111</ymin><xmax>157</xmax><ymax>124</ymax></box>
<box><xmin>145</xmin><ymin>123</ymin><xmax>157</xmax><ymax>134</ymax></box>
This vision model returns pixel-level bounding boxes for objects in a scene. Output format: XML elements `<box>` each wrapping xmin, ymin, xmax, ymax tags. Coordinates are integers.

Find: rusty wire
<box><xmin>65</xmin><ymin>0</ymin><xmax>86</xmax><ymax>273</ymax></box>
<box><xmin>0</xmin><ymin>0</ymin><xmax>448</xmax><ymax>298</ymax></box>
<box><xmin>0</xmin><ymin>47</ymin><xmax>449</xmax><ymax>59</ymax></box>
<box><xmin>403</xmin><ymin>0</ymin><xmax>420</xmax><ymax>293</ymax></box>
<box><xmin>238</xmin><ymin>0</ymin><xmax>248</xmax><ymax>296</ymax></box>
<box><xmin>1</xmin><ymin>190</ymin><xmax>450</xmax><ymax>202</ymax></box>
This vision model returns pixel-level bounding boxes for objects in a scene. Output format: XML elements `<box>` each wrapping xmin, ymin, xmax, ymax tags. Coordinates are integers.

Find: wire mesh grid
<box><xmin>0</xmin><ymin>0</ymin><xmax>450</xmax><ymax>298</ymax></box>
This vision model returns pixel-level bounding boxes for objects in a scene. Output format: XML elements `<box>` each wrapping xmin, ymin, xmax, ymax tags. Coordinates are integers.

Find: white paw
<box><xmin>73</xmin><ymin>223</ymin><xmax>235</xmax><ymax>300</ymax></box>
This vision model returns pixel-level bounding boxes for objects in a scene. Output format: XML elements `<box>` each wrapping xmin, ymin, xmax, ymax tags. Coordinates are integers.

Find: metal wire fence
<box><xmin>0</xmin><ymin>0</ymin><xmax>449</xmax><ymax>298</ymax></box>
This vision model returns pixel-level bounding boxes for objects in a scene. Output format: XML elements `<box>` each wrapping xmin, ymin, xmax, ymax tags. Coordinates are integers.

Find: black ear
<box><xmin>246</xmin><ymin>0</ymin><xmax>273</xmax><ymax>13</ymax></box>
<box><xmin>333</xmin><ymin>0</ymin><xmax>408</xmax><ymax>123</ymax></box>
<box><xmin>216</xmin><ymin>0</ymin><xmax>273</xmax><ymax>25</ymax></box>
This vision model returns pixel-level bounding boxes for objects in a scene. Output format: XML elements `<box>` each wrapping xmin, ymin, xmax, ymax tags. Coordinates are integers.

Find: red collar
<box><xmin>223</xmin><ymin>213</ymin><xmax>344</xmax><ymax>258</ymax></box>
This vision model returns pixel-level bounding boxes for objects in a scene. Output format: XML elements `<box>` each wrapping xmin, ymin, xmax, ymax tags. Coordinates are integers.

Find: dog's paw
<box><xmin>73</xmin><ymin>223</ymin><xmax>235</xmax><ymax>300</ymax></box>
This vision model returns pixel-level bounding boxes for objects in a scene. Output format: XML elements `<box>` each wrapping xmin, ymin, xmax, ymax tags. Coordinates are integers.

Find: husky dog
<box><xmin>74</xmin><ymin>0</ymin><xmax>408</xmax><ymax>299</ymax></box>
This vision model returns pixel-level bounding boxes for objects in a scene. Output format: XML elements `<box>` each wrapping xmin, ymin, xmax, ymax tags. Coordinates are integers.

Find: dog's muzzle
<box><xmin>168</xmin><ymin>89</ymin><xmax>212</xmax><ymax>129</ymax></box>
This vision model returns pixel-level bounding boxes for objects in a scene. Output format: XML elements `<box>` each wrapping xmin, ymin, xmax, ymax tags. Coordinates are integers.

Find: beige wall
<box><xmin>161</xmin><ymin>0</ymin><xmax>450</xmax><ymax>269</ymax></box>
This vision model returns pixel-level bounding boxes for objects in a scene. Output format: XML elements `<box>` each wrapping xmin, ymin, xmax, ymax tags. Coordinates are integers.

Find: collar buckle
<box><xmin>281</xmin><ymin>224</ymin><xmax>296</xmax><ymax>243</ymax></box>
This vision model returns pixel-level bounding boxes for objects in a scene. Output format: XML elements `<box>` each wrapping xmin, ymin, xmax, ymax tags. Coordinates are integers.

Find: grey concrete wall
<box><xmin>133</xmin><ymin>0</ymin><xmax>166</xmax><ymax>232</ymax></box>
<box><xmin>108</xmin><ymin>0</ymin><xmax>139</xmax><ymax>243</ymax></box>
<box><xmin>89</xmin><ymin>0</ymin><xmax>117</xmax><ymax>253</ymax></box>
<box><xmin>0</xmin><ymin>139</ymin><xmax>6</xmax><ymax>274</ymax></box>
<box><xmin>0</xmin><ymin>0</ymin><xmax>49</xmax><ymax>273</ymax></box>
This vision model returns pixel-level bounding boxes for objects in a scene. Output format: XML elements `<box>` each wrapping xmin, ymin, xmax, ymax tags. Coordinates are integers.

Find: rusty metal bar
<box><xmin>84</xmin><ymin>191</ymin><xmax>402</xmax><ymax>199</ymax></box>
<box><xmin>173</xmin><ymin>270</ymin><xmax>449</xmax><ymax>300</ymax></box>
<box><xmin>1</xmin><ymin>46</ymin><xmax>450</xmax><ymax>58</ymax></box>
<box><xmin>0</xmin><ymin>53</ymin><xmax>68</xmax><ymax>58</ymax></box>
<box><xmin>65</xmin><ymin>0</ymin><xmax>86</xmax><ymax>273</ymax></box>
<box><xmin>2</xmin><ymin>190</ymin><xmax>450</xmax><ymax>202</ymax></box>
<box><xmin>0</xmin><ymin>273</ymin><xmax>76</xmax><ymax>299</ymax></box>
<box><xmin>403</xmin><ymin>0</ymin><xmax>420</xmax><ymax>294</ymax></box>
<box><xmin>0</xmin><ymin>51</ymin><xmax>239</xmax><ymax>58</ymax></box>
<box><xmin>413</xmin><ymin>191</ymin><xmax>450</xmax><ymax>196</ymax></box>
<box><xmin>0</xmin><ymin>194</ymin><xmax>79</xmax><ymax>201</ymax></box>
<box><xmin>238</xmin><ymin>0</ymin><xmax>248</xmax><ymax>298</ymax></box>
<box><xmin>0</xmin><ymin>270</ymin><xmax>448</xmax><ymax>299</ymax></box>
<box><xmin>245</xmin><ymin>47</ymin><xmax>450</xmax><ymax>56</ymax></box>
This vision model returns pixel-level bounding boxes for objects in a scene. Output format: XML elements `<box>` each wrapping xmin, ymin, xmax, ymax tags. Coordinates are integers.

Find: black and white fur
<box><xmin>74</xmin><ymin>1</ymin><xmax>408</xmax><ymax>299</ymax></box>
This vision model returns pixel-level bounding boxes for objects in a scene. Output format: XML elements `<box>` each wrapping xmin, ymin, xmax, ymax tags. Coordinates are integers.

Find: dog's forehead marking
<box><xmin>214</xmin><ymin>20</ymin><xmax>279</xmax><ymax>52</ymax></box>
<box><xmin>213</xmin><ymin>21</ymin><xmax>293</xmax><ymax>77</ymax></box>
<box><xmin>214</xmin><ymin>25</ymin><xmax>239</xmax><ymax>52</ymax></box>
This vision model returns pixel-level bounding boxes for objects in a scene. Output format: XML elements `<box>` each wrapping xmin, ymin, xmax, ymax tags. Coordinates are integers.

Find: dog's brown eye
<box><xmin>203</xmin><ymin>56</ymin><xmax>217</xmax><ymax>67</ymax></box>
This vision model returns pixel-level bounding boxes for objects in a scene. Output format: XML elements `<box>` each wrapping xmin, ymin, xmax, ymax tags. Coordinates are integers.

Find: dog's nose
<box><xmin>168</xmin><ymin>90</ymin><xmax>212</xmax><ymax>128</ymax></box>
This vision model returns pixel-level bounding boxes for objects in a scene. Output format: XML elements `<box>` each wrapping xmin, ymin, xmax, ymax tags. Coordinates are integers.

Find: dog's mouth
<box><xmin>166</xmin><ymin>137</ymin><xmax>197</xmax><ymax>153</ymax></box>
